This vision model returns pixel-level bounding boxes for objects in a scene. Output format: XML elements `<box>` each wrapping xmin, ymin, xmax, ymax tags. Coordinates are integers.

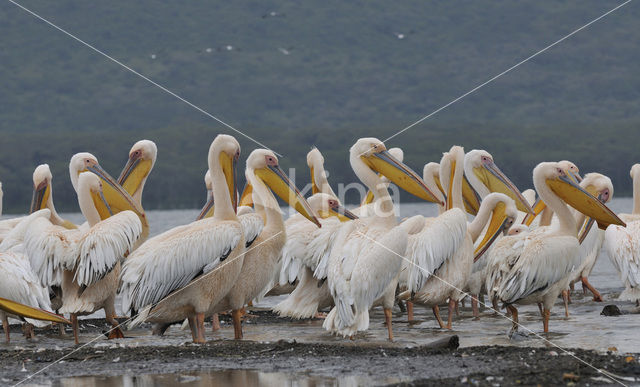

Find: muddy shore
<box><xmin>1</xmin><ymin>313</ymin><xmax>639</xmax><ymax>386</ymax></box>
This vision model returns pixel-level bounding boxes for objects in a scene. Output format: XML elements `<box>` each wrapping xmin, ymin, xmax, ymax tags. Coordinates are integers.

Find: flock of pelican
<box><xmin>0</xmin><ymin>134</ymin><xmax>637</xmax><ymax>345</ymax></box>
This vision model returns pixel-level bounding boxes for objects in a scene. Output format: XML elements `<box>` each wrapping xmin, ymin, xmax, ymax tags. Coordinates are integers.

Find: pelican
<box><xmin>206</xmin><ymin>149</ymin><xmax>321</xmax><ymax>339</ymax></box>
<box><xmin>604</xmin><ymin>164</ymin><xmax>640</xmax><ymax>304</ymax></box>
<box><xmin>324</xmin><ymin>138</ymin><xmax>441</xmax><ymax>340</ymax></box>
<box><xmin>462</xmin><ymin>150</ymin><xmax>534</xmax><ymax>316</ymax></box>
<box><xmin>274</xmin><ymin>193</ymin><xmax>356</xmax><ymax>319</ymax></box>
<box><xmin>24</xmin><ymin>171</ymin><xmax>143</xmax><ymax>343</ymax></box>
<box><xmin>555</xmin><ymin>172</ymin><xmax>613</xmax><ymax>317</ymax></box>
<box><xmin>279</xmin><ymin>146</ymin><xmax>343</xmax><ymax>285</ymax></box>
<box><xmin>398</xmin><ymin>146</ymin><xmax>518</xmax><ymax>328</ymax></box>
<box><xmin>121</xmin><ymin>135</ymin><xmax>247</xmax><ymax>343</ymax></box>
<box><xmin>486</xmin><ymin>162</ymin><xmax>624</xmax><ymax>333</ymax></box>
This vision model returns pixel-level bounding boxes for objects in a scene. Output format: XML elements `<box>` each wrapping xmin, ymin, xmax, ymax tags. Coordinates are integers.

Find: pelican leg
<box><xmin>561</xmin><ymin>290</ymin><xmax>570</xmax><ymax>318</ymax></box>
<box><xmin>314</xmin><ymin>312</ymin><xmax>327</xmax><ymax>319</ymax></box>
<box><xmin>187</xmin><ymin>316</ymin><xmax>197</xmax><ymax>342</ymax></box>
<box><xmin>2</xmin><ymin>314</ymin><xmax>10</xmax><ymax>343</ymax></box>
<box><xmin>537</xmin><ymin>303</ymin><xmax>544</xmax><ymax>317</ymax></box>
<box><xmin>543</xmin><ymin>308</ymin><xmax>551</xmax><ymax>333</ymax></box>
<box><xmin>105</xmin><ymin>301</ymin><xmax>125</xmax><ymax>340</ymax></box>
<box><xmin>446</xmin><ymin>299</ymin><xmax>456</xmax><ymax>329</ymax></box>
<box><xmin>492</xmin><ymin>297</ymin><xmax>500</xmax><ymax>316</ymax></box>
<box><xmin>71</xmin><ymin>314</ymin><xmax>79</xmax><ymax>345</ymax></box>
<box><xmin>232</xmin><ymin>309</ymin><xmax>243</xmax><ymax>340</ymax></box>
<box><xmin>58</xmin><ymin>322</ymin><xmax>66</xmax><ymax>337</ymax></box>
<box><xmin>195</xmin><ymin>313</ymin><xmax>206</xmax><ymax>343</ymax></box>
<box><xmin>471</xmin><ymin>294</ymin><xmax>480</xmax><ymax>319</ymax></box>
<box><xmin>22</xmin><ymin>323</ymin><xmax>35</xmax><ymax>340</ymax></box>
<box><xmin>454</xmin><ymin>301</ymin><xmax>460</xmax><ymax>317</ymax></box>
<box><xmin>581</xmin><ymin>277</ymin><xmax>603</xmax><ymax>302</ymax></box>
<box><xmin>569</xmin><ymin>282</ymin><xmax>575</xmax><ymax>291</ymax></box>
<box><xmin>432</xmin><ymin>306</ymin><xmax>446</xmax><ymax>329</ymax></box>
<box><xmin>384</xmin><ymin>307</ymin><xmax>393</xmax><ymax>341</ymax></box>
<box><xmin>407</xmin><ymin>301</ymin><xmax>414</xmax><ymax>322</ymax></box>
<box><xmin>506</xmin><ymin>305</ymin><xmax>518</xmax><ymax>333</ymax></box>
<box><xmin>211</xmin><ymin>314</ymin><xmax>221</xmax><ymax>332</ymax></box>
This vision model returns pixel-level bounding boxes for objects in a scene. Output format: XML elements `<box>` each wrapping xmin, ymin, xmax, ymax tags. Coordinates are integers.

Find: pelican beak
<box><xmin>86</xmin><ymin>162</ymin><xmax>144</xmax><ymax>220</ymax></box>
<box><xmin>474</xmin><ymin>202</ymin><xmax>510</xmax><ymax>262</ymax></box>
<box><xmin>220</xmin><ymin>151</ymin><xmax>239</xmax><ymax>214</ymax></box>
<box><xmin>196</xmin><ymin>192</ymin><xmax>214</xmax><ymax>220</ymax></box>
<box><xmin>239</xmin><ymin>182</ymin><xmax>254</xmax><ymax>208</ymax></box>
<box><xmin>361</xmin><ymin>190</ymin><xmax>375</xmax><ymax>205</ymax></box>
<box><xmin>310</xmin><ymin>166</ymin><xmax>320</xmax><ymax>194</ymax></box>
<box><xmin>255</xmin><ymin>164</ymin><xmax>321</xmax><ymax>227</ymax></box>
<box><xmin>362</xmin><ymin>149</ymin><xmax>442</xmax><ymax>204</ymax></box>
<box><xmin>445</xmin><ymin>160</ymin><xmax>456</xmax><ymax>210</ymax></box>
<box><xmin>117</xmin><ymin>152</ymin><xmax>153</xmax><ymax>196</ymax></box>
<box><xmin>90</xmin><ymin>188</ymin><xmax>115</xmax><ymax>220</ymax></box>
<box><xmin>578</xmin><ymin>217</ymin><xmax>596</xmax><ymax>244</ymax></box>
<box><xmin>462</xmin><ymin>175</ymin><xmax>481</xmax><ymax>215</ymax></box>
<box><xmin>474</xmin><ymin>161</ymin><xmax>534</xmax><ymax>214</ymax></box>
<box><xmin>522</xmin><ymin>198</ymin><xmax>547</xmax><ymax>226</ymax></box>
<box><xmin>0</xmin><ymin>297</ymin><xmax>70</xmax><ymax>324</ymax></box>
<box><xmin>329</xmin><ymin>204</ymin><xmax>358</xmax><ymax>222</ymax></box>
<box><xmin>29</xmin><ymin>180</ymin><xmax>50</xmax><ymax>214</ymax></box>
<box><xmin>547</xmin><ymin>174</ymin><xmax>625</xmax><ymax>230</ymax></box>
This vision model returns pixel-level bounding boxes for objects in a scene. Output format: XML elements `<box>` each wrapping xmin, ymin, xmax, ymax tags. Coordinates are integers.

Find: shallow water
<box><xmin>42</xmin><ymin>369</ymin><xmax>404</xmax><ymax>387</ymax></box>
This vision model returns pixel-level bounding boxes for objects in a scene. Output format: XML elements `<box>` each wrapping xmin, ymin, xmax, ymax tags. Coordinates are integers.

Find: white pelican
<box><xmin>604</xmin><ymin>164</ymin><xmax>640</xmax><ymax>304</ymax></box>
<box><xmin>121</xmin><ymin>135</ymin><xmax>246</xmax><ymax>343</ymax></box>
<box><xmin>324</xmin><ymin>138</ymin><xmax>441</xmax><ymax>340</ymax></box>
<box><xmin>24</xmin><ymin>171</ymin><xmax>143</xmax><ymax>343</ymax></box>
<box><xmin>462</xmin><ymin>150</ymin><xmax>534</xmax><ymax>316</ymax></box>
<box><xmin>274</xmin><ymin>193</ymin><xmax>356</xmax><ymax>319</ymax></box>
<box><xmin>486</xmin><ymin>162</ymin><xmax>624</xmax><ymax>333</ymax></box>
<box><xmin>565</xmin><ymin>173</ymin><xmax>613</xmax><ymax>304</ymax></box>
<box><xmin>279</xmin><ymin>146</ymin><xmax>344</xmax><ymax>285</ymax></box>
<box><xmin>206</xmin><ymin>149</ymin><xmax>321</xmax><ymax>339</ymax></box>
<box><xmin>398</xmin><ymin>146</ymin><xmax>518</xmax><ymax>328</ymax></box>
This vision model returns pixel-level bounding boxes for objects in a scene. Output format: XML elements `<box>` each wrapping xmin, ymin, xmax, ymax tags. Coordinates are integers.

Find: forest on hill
<box><xmin>1</xmin><ymin>1</ymin><xmax>638</xmax><ymax>212</ymax></box>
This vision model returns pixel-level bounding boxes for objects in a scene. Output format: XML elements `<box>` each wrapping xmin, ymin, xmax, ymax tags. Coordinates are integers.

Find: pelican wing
<box><xmin>605</xmin><ymin>222</ymin><xmax>640</xmax><ymax>288</ymax></box>
<box><xmin>73</xmin><ymin>210</ymin><xmax>142</xmax><ymax>287</ymax></box>
<box><xmin>120</xmin><ymin>219</ymin><xmax>243</xmax><ymax>314</ymax></box>
<box><xmin>239</xmin><ymin>212</ymin><xmax>263</xmax><ymax>247</ymax></box>
<box><xmin>0</xmin><ymin>251</ymin><xmax>53</xmax><ymax>326</ymax></box>
<box><xmin>23</xmin><ymin>217</ymin><xmax>80</xmax><ymax>287</ymax></box>
<box><xmin>310</xmin><ymin>218</ymin><xmax>343</xmax><ymax>279</ymax></box>
<box><xmin>280</xmin><ymin>214</ymin><xmax>316</xmax><ymax>285</ymax></box>
<box><xmin>0</xmin><ymin>216</ymin><xmax>25</xmax><ymax>243</ymax></box>
<box><xmin>402</xmin><ymin>209</ymin><xmax>467</xmax><ymax>293</ymax></box>
<box><xmin>496</xmin><ymin>233</ymin><xmax>578</xmax><ymax>304</ymax></box>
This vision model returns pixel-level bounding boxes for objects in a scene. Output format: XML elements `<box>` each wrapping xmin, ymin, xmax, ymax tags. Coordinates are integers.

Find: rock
<box><xmin>601</xmin><ymin>305</ymin><xmax>622</xmax><ymax>316</ymax></box>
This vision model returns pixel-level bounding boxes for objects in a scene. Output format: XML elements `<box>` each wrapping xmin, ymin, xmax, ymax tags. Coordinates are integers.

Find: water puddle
<box><xmin>42</xmin><ymin>369</ymin><xmax>402</xmax><ymax>386</ymax></box>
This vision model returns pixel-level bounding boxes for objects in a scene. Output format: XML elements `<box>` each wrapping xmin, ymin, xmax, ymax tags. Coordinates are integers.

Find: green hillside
<box><xmin>0</xmin><ymin>1</ymin><xmax>638</xmax><ymax>212</ymax></box>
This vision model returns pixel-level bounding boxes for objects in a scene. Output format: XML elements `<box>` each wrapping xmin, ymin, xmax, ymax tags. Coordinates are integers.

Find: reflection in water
<box><xmin>54</xmin><ymin>369</ymin><xmax>396</xmax><ymax>387</ymax></box>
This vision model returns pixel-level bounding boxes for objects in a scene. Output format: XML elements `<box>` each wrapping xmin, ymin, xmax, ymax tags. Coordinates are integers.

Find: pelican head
<box><xmin>248</xmin><ymin>149</ymin><xmax>321</xmax><ymax>227</ymax></box>
<box><xmin>117</xmin><ymin>140</ymin><xmax>157</xmax><ymax>196</ymax></box>
<box><xmin>576</xmin><ymin>172</ymin><xmax>614</xmax><ymax>241</ymax></box>
<box><xmin>69</xmin><ymin>152</ymin><xmax>143</xmax><ymax>218</ymax></box>
<box><xmin>307</xmin><ymin>147</ymin><xmax>324</xmax><ymax>195</ymax></box>
<box><xmin>77</xmin><ymin>171</ymin><xmax>114</xmax><ymax>221</ymax></box>
<box><xmin>537</xmin><ymin>162</ymin><xmax>624</xmax><ymax>230</ymax></box>
<box><xmin>465</xmin><ymin>150</ymin><xmax>533</xmax><ymax>214</ymax></box>
<box><xmin>473</xmin><ymin>193</ymin><xmax>518</xmax><ymax>261</ymax></box>
<box><xmin>30</xmin><ymin>164</ymin><xmax>53</xmax><ymax>213</ymax></box>
<box><xmin>507</xmin><ymin>224</ymin><xmax>529</xmax><ymax>236</ymax></box>
<box><xmin>558</xmin><ymin>160</ymin><xmax>582</xmax><ymax>182</ymax></box>
<box><xmin>308</xmin><ymin>193</ymin><xmax>357</xmax><ymax>221</ymax></box>
<box><xmin>630</xmin><ymin>164</ymin><xmax>640</xmax><ymax>180</ymax></box>
<box><xmin>351</xmin><ymin>138</ymin><xmax>441</xmax><ymax>204</ymax></box>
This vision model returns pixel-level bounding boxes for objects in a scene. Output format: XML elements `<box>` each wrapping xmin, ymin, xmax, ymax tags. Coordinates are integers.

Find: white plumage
<box><xmin>605</xmin><ymin>222</ymin><xmax>640</xmax><ymax>302</ymax></box>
